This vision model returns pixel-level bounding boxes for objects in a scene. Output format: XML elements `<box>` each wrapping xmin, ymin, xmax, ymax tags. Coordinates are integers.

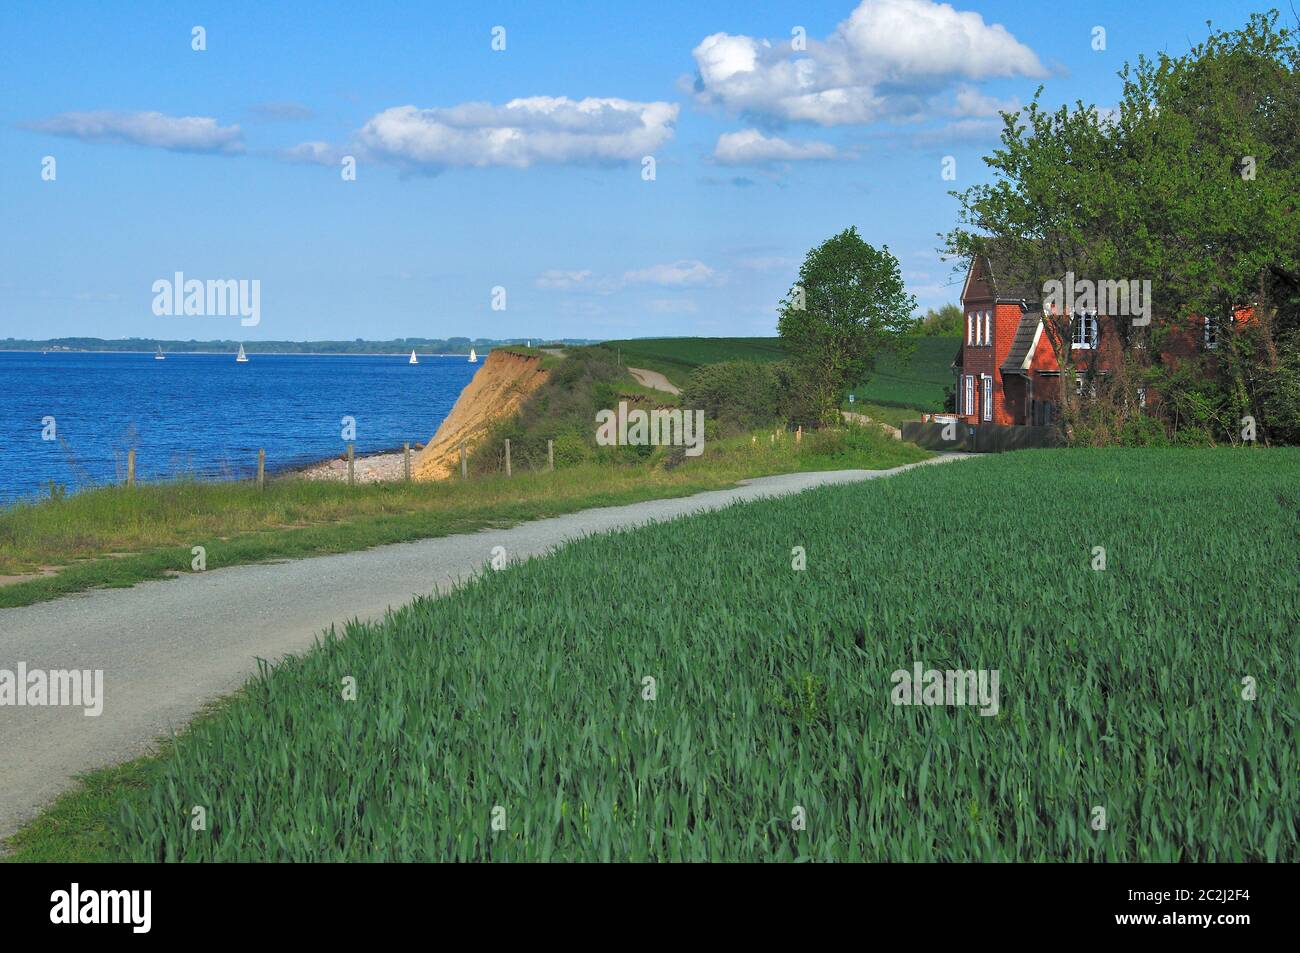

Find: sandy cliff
<box><xmin>412</xmin><ymin>349</ymin><xmax>549</xmax><ymax>480</ymax></box>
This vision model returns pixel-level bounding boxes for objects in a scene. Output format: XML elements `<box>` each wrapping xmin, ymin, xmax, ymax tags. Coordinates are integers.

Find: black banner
<box><xmin>0</xmin><ymin>862</ymin><xmax>1285</xmax><ymax>940</ymax></box>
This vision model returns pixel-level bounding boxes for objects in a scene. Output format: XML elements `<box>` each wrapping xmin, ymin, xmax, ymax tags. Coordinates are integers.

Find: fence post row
<box><xmin>347</xmin><ymin>444</ymin><xmax>355</xmax><ymax>485</ymax></box>
<box><xmin>504</xmin><ymin>438</ymin><xmax>512</xmax><ymax>477</ymax></box>
<box><xmin>126</xmin><ymin>448</ymin><xmax>135</xmax><ymax>487</ymax></box>
<box><xmin>547</xmin><ymin>439</ymin><xmax>554</xmax><ymax>472</ymax></box>
<box><xmin>257</xmin><ymin>449</ymin><xmax>266</xmax><ymax>491</ymax></box>
<box><xmin>403</xmin><ymin>442</ymin><xmax>411</xmax><ymax>482</ymax></box>
<box><xmin>460</xmin><ymin>441</ymin><xmax>467</xmax><ymax>479</ymax></box>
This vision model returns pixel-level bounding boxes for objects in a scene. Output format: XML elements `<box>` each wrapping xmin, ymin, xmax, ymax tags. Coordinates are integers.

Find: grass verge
<box><xmin>0</xmin><ymin>423</ymin><xmax>925</xmax><ymax>609</ymax></box>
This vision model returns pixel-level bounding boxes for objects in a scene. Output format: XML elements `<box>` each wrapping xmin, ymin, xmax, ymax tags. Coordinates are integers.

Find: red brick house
<box><xmin>950</xmin><ymin>252</ymin><xmax>1247</xmax><ymax>427</ymax></box>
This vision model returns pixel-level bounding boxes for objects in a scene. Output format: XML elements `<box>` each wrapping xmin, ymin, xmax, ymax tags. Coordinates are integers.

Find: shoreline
<box><xmin>2</xmin><ymin>349</ymin><xmax>486</xmax><ymax>357</ymax></box>
<box><xmin>291</xmin><ymin>445</ymin><xmax>427</xmax><ymax>484</ymax></box>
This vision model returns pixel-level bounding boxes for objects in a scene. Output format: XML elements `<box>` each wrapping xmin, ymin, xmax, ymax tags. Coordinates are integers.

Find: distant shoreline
<box><xmin>0</xmin><ymin>349</ymin><xmax>487</xmax><ymax>357</ymax></box>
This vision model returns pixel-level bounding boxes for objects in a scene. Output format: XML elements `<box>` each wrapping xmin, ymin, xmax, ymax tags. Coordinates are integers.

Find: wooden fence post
<box><xmin>796</xmin><ymin>425</ymin><xmax>802</xmax><ymax>444</ymax></box>
<box><xmin>126</xmin><ymin>448</ymin><xmax>135</xmax><ymax>487</ymax></box>
<box><xmin>347</xmin><ymin>444</ymin><xmax>355</xmax><ymax>485</ymax></box>
<box><xmin>460</xmin><ymin>441</ymin><xmax>467</xmax><ymax>479</ymax></box>
<box><xmin>547</xmin><ymin>439</ymin><xmax>554</xmax><ymax>472</ymax></box>
<box><xmin>257</xmin><ymin>449</ymin><xmax>266</xmax><ymax>491</ymax></box>
<box><xmin>504</xmin><ymin>438</ymin><xmax>512</xmax><ymax>477</ymax></box>
<box><xmin>403</xmin><ymin>442</ymin><xmax>411</xmax><ymax>481</ymax></box>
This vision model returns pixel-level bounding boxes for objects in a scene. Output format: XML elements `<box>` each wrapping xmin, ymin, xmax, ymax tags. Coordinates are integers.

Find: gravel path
<box><xmin>627</xmin><ymin>367</ymin><xmax>682</xmax><ymax>395</ymax></box>
<box><xmin>0</xmin><ymin>456</ymin><xmax>972</xmax><ymax>841</ymax></box>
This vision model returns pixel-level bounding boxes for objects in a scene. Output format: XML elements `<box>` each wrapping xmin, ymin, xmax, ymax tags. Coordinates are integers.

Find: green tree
<box><xmin>914</xmin><ymin>304</ymin><xmax>964</xmax><ymax>336</ymax></box>
<box><xmin>778</xmin><ymin>228</ymin><xmax>915</xmax><ymax>423</ymax></box>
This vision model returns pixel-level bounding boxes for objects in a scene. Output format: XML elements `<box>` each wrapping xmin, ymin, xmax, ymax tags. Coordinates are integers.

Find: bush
<box><xmin>683</xmin><ymin>360</ymin><xmax>786</xmax><ymax>433</ymax></box>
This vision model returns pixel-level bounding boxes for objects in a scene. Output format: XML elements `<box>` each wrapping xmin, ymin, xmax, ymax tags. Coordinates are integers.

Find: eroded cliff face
<box><xmin>412</xmin><ymin>350</ymin><xmax>548</xmax><ymax>480</ymax></box>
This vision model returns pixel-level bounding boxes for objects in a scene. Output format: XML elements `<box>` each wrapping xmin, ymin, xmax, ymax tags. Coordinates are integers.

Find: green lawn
<box><xmin>9</xmin><ymin>447</ymin><xmax>1295</xmax><ymax>861</ymax></box>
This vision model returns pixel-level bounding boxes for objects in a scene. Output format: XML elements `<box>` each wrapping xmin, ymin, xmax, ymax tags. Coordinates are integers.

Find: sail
<box><xmin>236</xmin><ymin>343</ymin><xmax>248</xmax><ymax>362</ymax></box>
<box><xmin>409</xmin><ymin>349</ymin><xmax>418</xmax><ymax>364</ymax></box>
<box><xmin>468</xmin><ymin>348</ymin><xmax>477</xmax><ymax>363</ymax></box>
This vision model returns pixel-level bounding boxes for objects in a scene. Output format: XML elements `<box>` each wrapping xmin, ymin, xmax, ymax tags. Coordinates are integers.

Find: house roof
<box><xmin>1000</xmin><ymin>311</ymin><xmax>1043</xmax><ymax>375</ymax></box>
<box><xmin>963</xmin><ymin>240</ymin><xmax>1043</xmax><ymax>305</ymax></box>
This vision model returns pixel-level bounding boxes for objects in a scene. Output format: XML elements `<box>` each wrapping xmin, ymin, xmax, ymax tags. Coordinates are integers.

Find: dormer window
<box><xmin>1071</xmin><ymin>312</ymin><xmax>1098</xmax><ymax>350</ymax></box>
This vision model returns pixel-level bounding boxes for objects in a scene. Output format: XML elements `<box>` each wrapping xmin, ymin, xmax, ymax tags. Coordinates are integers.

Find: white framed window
<box><xmin>1204</xmin><ymin>312</ymin><xmax>1232</xmax><ymax>350</ymax></box>
<box><xmin>983</xmin><ymin>311</ymin><xmax>992</xmax><ymax>347</ymax></box>
<box><xmin>981</xmin><ymin>374</ymin><xmax>993</xmax><ymax>421</ymax></box>
<box><xmin>964</xmin><ymin>374</ymin><xmax>974</xmax><ymax>415</ymax></box>
<box><xmin>1071</xmin><ymin>312</ymin><xmax>1098</xmax><ymax>349</ymax></box>
<box><xmin>967</xmin><ymin>312</ymin><xmax>974</xmax><ymax>345</ymax></box>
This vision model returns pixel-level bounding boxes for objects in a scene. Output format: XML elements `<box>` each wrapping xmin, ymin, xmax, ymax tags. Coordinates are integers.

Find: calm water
<box><xmin>1</xmin><ymin>351</ymin><xmax>480</xmax><ymax>504</ymax></box>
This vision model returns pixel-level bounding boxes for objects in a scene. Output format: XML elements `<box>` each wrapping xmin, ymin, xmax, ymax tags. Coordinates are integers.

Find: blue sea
<box><xmin>0</xmin><ymin>351</ymin><xmax>480</xmax><ymax>504</ymax></box>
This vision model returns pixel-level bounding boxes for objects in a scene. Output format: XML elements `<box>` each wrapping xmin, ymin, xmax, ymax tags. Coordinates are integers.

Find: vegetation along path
<box><xmin>0</xmin><ymin>457</ymin><xmax>969</xmax><ymax>841</ymax></box>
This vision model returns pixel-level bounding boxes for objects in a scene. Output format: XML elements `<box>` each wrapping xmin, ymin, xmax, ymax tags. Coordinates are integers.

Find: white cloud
<box><xmin>536</xmin><ymin>269</ymin><xmax>595</xmax><ymax>290</ymax></box>
<box><xmin>23</xmin><ymin>110</ymin><xmax>244</xmax><ymax>154</ymax></box>
<box><xmin>352</xmin><ymin>97</ymin><xmax>678</xmax><ymax>170</ymax></box>
<box><xmin>622</xmin><ymin>260</ymin><xmax>717</xmax><ymax>286</ymax></box>
<box><xmin>280</xmin><ymin>140</ymin><xmax>345</xmax><ymax>165</ymax></box>
<box><xmin>910</xmin><ymin>116</ymin><xmax>1004</xmax><ymax>146</ymax></box>
<box><xmin>713</xmin><ymin>129</ymin><xmax>840</xmax><ymax>164</ymax></box>
<box><xmin>943</xmin><ymin>84</ymin><xmax>1021</xmax><ymax>118</ymax></box>
<box><xmin>690</xmin><ymin>0</ymin><xmax>1045</xmax><ymax>126</ymax></box>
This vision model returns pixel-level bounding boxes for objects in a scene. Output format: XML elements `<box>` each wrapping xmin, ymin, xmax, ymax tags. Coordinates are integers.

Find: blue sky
<box><xmin>0</xmin><ymin>0</ymin><xmax>1268</xmax><ymax>342</ymax></box>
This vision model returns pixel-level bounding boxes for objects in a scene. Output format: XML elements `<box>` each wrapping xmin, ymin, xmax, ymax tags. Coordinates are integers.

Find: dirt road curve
<box><xmin>627</xmin><ymin>367</ymin><xmax>681</xmax><ymax>395</ymax></box>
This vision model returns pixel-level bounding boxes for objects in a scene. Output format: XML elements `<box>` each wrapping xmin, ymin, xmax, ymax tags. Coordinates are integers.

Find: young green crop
<box><xmin>112</xmin><ymin>448</ymin><xmax>1298</xmax><ymax>861</ymax></box>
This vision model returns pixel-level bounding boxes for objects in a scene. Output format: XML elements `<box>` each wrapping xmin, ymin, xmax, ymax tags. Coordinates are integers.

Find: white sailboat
<box><xmin>409</xmin><ymin>349</ymin><xmax>419</xmax><ymax>365</ymax></box>
<box><xmin>236</xmin><ymin>343</ymin><xmax>249</xmax><ymax>363</ymax></box>
<box><xmin>468</xmin><ymin>347</ymin><xmax>478</xmax><ymax>363</ymax></box>
<box><xmin>154</xmin><ymin>345</ymin><xmax>165</xmax><ymax>361</ymax></box>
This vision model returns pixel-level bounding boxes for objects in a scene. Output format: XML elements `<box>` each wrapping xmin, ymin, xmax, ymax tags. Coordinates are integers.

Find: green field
<box><xmin>599</xmin><ymin>337</ymin><xmax>788</xmax><ymax>387</ymax></box>
<box><xmin>600</xmin><ymin>335</ymin><xmax>958</xmax><ymax>417</ymax></box>
<box><xmin>849</xmin><ymin>336</ymin><xmax>959</xmax><ymax>413</ymax></box>
<box><xmin>21</xmin><ymin>448</ymin><xmax>1294</xmax><ymax>862</ymax></box>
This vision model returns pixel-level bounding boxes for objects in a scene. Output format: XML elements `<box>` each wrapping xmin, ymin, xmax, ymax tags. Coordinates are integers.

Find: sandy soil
<box><xmin>411</xmin><ymin>350</ymin><xmax>549</xmax><ymax>480</ymax></box>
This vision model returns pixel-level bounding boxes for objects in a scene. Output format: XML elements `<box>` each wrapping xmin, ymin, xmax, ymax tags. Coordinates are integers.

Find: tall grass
<box><xmin>112</xmin><ymin>448</ymin><xmax>1298</xmax><ymax>861</ymax></box>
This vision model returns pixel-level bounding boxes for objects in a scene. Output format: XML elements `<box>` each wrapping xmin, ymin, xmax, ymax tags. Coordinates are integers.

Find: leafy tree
<box><xmin>913</xmin><ymin>304</ymin><xmax>964</xmax><ymax>336</ymax></box>
<box><xmin>778</xmin><ymin>228</ymin><xmax>915</xmax><ymax>423</ymax></box>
